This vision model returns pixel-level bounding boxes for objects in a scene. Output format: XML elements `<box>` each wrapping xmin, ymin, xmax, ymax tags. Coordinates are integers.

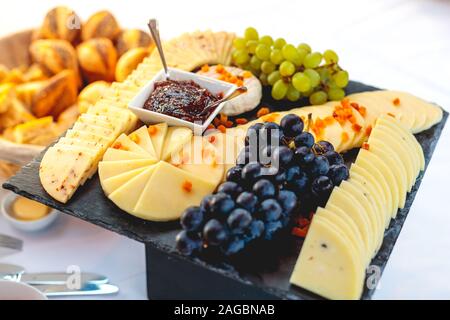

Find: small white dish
<box><xmin>128</xmin><ymin>68</ymin><xmax>237</xmax><ymax>134</ymax></box>
<box><xmin>0</xmin><ymin>280</ymin><xmax>47</xmax><ymax>300</ymax></box>
<box><xmin>1</xmin><ymin>192</ymin><xmax>59</xmax><ymax>232</ymax></box>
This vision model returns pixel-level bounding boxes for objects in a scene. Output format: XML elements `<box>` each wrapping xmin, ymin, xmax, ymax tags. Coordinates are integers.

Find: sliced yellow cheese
<box><xmin>148</xmin><ymin>123</ymin><xmax>168</xmax><ymax>159</ymax></box>
<box><xmin>364</xmin><ymin>138</ymin><xmax>408</xmax><ymax>209</ymax></box>
<box><xmin>349</xmin><ymin>170</ymin><xmax>389</xmax><ymax>230</ymax></box>
<box><xmin>170</xmin><ymin>136</ymin><xmax>224</xmax><ymax>186</ymax></box>
<box><xmin>326</xmin><ymin>187</ymin><xmax>372</xmax><ymax>255</ymax></box>
<box><xmin>72</xmin><ymin>122</ymin><xmax>119</xmax><ymax>139</ymax></box>
<box><xmin>369</xmin><ymin>130</ymin><xmax>416</xmax><ymax>191</ymax></box>
<box><xmin>58</xmin><ymin>137</ymin><xmax>109</xmax><ymax>151</ymax></box>
<box><xmin>316</xmin><ymin>207</ymin><xmax>366</xmax><ymax>268</ymax></box>
<box><xmin>376</xmin><ymin>115</ymin><xmax>425</xmax><ymax>171</ymax></box>
<box><xmin>339</xmin><ymin>180</ymin><xmax>380</xmax><ymax>256</ymax></box>
<box><xmin>110</xmin><ymin>134</ymin><xmax>153</xmax><ymax>157</ymax></box>
<box><xmin>103</xmin><ymin>148</ymin><xmax>153</xmax><ymax>162</ymax></box>
<box><xmin>98</xmin><ymin>159</ymin><xmax>157</xmax><ymax>180</ymax></box>
<box><xmin>40</xmin><ymin>146</ymin><xmax>95</xmax><ymax>203</ymax></box>
<box><xmin>290</xmin><ymin>216</ymin><xmax>364</xmax><ymax>300</ymax></box>
<box><xmin>109</xmin><ymin>165</ymin><xmax>157</xmax><ymax>214</ymax></box>
<box><xmin>79</xmin><ymin>113</ymin><xmax>129</xmax><ymax>134</ymax></box>
<box><xmin>87</xmin><ymin>103</ymin><xmax>136</xmax><ymax>132</ymax></box>
<box><xmin>161</xmin><ymin>127</ymin><xmax>193</xmax><ymax>161</ymax></box>
<box><xmin>356</xmin><ymin>150</ymin><xmax>401</xmax><ymax>216</ymax></box>
<box><xmin>100</xmin><ymin>167</ymin><xmax>147</xmax><ymax>196</ymax></box>
<box><xmin>134</xmin><ymin>161</ymin><xmax>216</xmax><ymax>221</ymax></box>
<box><xmin>65</xmin><ymin>129</ymin><xmax>112</xmax><ymax>145</ymax></box>
<box><xmin>129</xmin><ymin>126</ymin><xmax>157</xmax><ymax>158</ymax></box>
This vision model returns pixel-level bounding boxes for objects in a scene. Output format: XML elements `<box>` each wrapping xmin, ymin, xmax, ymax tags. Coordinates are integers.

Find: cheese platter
<box><xmin>1</xmin><ymin>18</ymin><xmax>448</xmax><ymax>300</ymax></box>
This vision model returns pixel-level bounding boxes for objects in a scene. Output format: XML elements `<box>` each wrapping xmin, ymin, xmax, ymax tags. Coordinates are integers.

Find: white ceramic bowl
<box><xmin>1</xmin><ymin>192</ymin><xmax>59</xmax><ymax>232</ymax></box>
<box><xmin>0</xmin><ymin>280</ymin><xmax>47</xmax><ymax>300</ymax></box>
<box><xmin>128</xmin><ymin>68</ymin><xmax>237</xmax><ymax>134</ymax></box>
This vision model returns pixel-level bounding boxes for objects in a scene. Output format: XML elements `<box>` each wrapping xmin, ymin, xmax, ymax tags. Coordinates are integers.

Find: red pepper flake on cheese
<box><xmin>365</xmin><ymin>125</ymin><xmax>372</xmax><ymax>137</ymax></box>
<box><xmin>217</xmin><ymin>125</ymin><xmax>226</xmax><ymax>133</ymax></box>
<box><xmin>235</xmin><ymin>118</ymin><xmax>248</xmax><ymax>125</ymax></box>
<box><xmin>112</xmin><ymin>142</ymin><xmax>128</xmax><ymax>151</ymax></box>
<box><xmin>362</xmin><ymin>142</ymin><xmax>370</xmax><ymax>150</ymax></box>
<box><xmin>148</xmin><ymin>126</ymin><xmax>158</xmax><ymax>136</ymax></box>
<box><xmin>352</xmin><ymin>123</ymin><xmax>362</xmax><ymax>132</ymax></box>
<box><xmin>182</xmin><ymin>180</ymin><xmax>193</xmax><ymax>193</ymax></box>
<box><xmin>257</xmin><ymin>107</ymin><xmax>270</xmax><ymax>118</ymax></box>
<box><xmin>393</xmin><ymin>98</ymin><xmax>401</xmax><ymax>106</ymax></box>
<box><xmin>341</xmin><ymin>132</ymin><xmax>349</xmax><ymax>142</ymax></box>
<box><xmin>387</xmin><ymin>112</ymin><xmax>396</xmax><ymax>118</ymax></box>
<box><xmin>207</xmin><ymin>135</ymin><xmax>216</xmax><ymax>144</ymax></box>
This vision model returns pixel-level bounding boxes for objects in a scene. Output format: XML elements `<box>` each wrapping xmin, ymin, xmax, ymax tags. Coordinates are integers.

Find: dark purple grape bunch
<box><xmin>176</xmin><ymin>113</ymin><xmax>349</xmax><ymax>257</ymax></box>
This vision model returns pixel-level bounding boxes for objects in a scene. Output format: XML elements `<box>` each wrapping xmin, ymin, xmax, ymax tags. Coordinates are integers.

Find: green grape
<box><xmin>333</xmin><ymin>70</ymin><xmax>349</xmax><ymax>88</ymax></box>
<box><xmin>244</xmin><ymin>27</ymin><xmax>259</xmax><ymax>41</ymax></box>
<box><xmin>255</xmin><ymin>44</ymin><xmax>271</xmax><ymax>61</ymax></box>
<box><xmin>259</xmin><ymin>35</ymin><xmax>273</xmax><ymax>47</ymax></box>
<box><xmin>281</xmin><ymin>44</ymin><xmax>298</xmax><ymax>61</ymax></box>
<box><xmin>267</xmin><ymin>70</ymin><xmax>281</xmax><ymax>85</ymax></box>
<box><xmin>317</xmin><ymin>67</ymin><xmax>331</xmax><ymax>82</ymax></box>
<box><xmin>259</xmin><ymin>73</ymin><xmax>269</xmax><ymax>86</ymax></box>
<box><xmin>246</xmin><ymin>40</ymin><xmax>258</xmax><ymax>54</ymax></box>
<box><xmin>303</xmin><ymin>52</ymin><xmax>323</xmax><ymax>68</ymax></box>
<box><xmin>304</xmin><ymin>68</ymin><xmax>321</xmax><ymax>88</ymax></box>
<box><xmin>272</xmin><ymin>79</ymin><xmax>289</xmax><ymax>100</ymax></box>
<box><xmin>303</xmin><ymin>88</ymin><xmax>314</xmax><ymax>97</ymax></box>
<box><xmin>286</xmin><ymin>84</ymin><xmax>301</xmax><ymax>101</ymax></box>
<box><xmin>234</xmin><ymin>50</ymin><xmax>250</xmax><ymax>65</ymax></box>
<box><xmin>270</xmin><ymin>49</ymin><xmax>284</xmax><ymax>64</ymax></box>
<box><xmin>328</xmin><ymin>87</ymin><xmax>345</xmax><ymax>101</ymax></box>
<box><xmin>261</xmin><ymin>61</ymin><xmax>276</xmax><ymax>74</ymax></box>
<box><xmin>296</xmin><ymin>48</ymin><xmax>308</xmax><ymax>64</ymax></box>
<box><xmin>309</xmin><ymin>91</ymin><xmax>328</xmax><ymax>105</ymax></box>
<box><xmin>279</xmin><ymin>60</ymin><xmax>296</xmax><ymax>76</ymax></box>
<box><xmin>250</xmin><ymin>55</ymin><xmax>262</xmax><ymax>70</ymax></box>
<box><xmin>292</xmin><ymin>72</ymin><xmax>311</xmax><ymax>92</ymax></box>
<box><xmin>297</xmin><ymin>43</ymin><xmax>311</xmax><ymax>53</ymax></box>
<box><xmin>273</xmin><ymin>38</ymin><xmax>286</xmax><ymax>49</ymax></box>
<box><xmin>233</xmin><ymin>37</ymin><xmax>246</xmax><ymax>50</ymax></box>
<box><xmin>323</xmin><ymin>49</ymin><xmax>339</xmax><ymax>64</ymax></box>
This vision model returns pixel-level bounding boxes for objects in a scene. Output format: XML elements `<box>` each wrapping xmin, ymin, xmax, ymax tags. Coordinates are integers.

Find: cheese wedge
<box><xmin>148</xmin><ymin>123</ymin><xmax>168</xmax><ymax>159</ymax></box>
<box><xmin>316</xmin><ymin>207</ymin><xmax>366</xmax><ymax>268</ymax></box>
<box><xmin>326</xmin><ymin>187</ymin><xmax>372</xmax><ymax>255</ymax></box>
<box><xmin>129</xmin><ymin>126</ymin><xmax>157</xmax><ymax>158</ymax></box>
<box><xmin>340</xmin><ymin>180</ymin><xmax>380</xmax><ymax>255</ymax></box>
<box><xmin>363</xmin><ymin>139</ymin><xmax>408</xmax><ymax>209</ymax></box>
<box><xmin>161</xmin><ymin>127</ymin><xmax>193</xmax><ymax>161</ymax></box>
<box><xmin>290</xmin><ymin>216</ymin><xmax>364</xmax><ymax>300</ymax></box>
<box><xmin>109</xmin><ymin>165</ymin><xmax>158</xmax><ymax>214</ymax></box>
<box><xmin>110</xmin><ymin>134</ymin><xmax>153</xmax><ymax>157</ymax></box>
<box><xmin>40</xmin><ymin>146</ymin><xmax>95</xmax><ymax>203</ymax></box>
<box><xmin>133</xmin><ymin>161</ymin><xmax>217</xmax><ymax>221</ymax></box>
<box><xmin>98</xmin><ymin>159</ymin><xmax>157</xmax><ymax>180</ymax></box>
<box><xmin>103</xmin><ymin>148</ymin><xmax>153</xmax><ymax>162</ymax></box>
<box><xmin>100</xmin><ymin>167</ymin><xmax>147</xmax><ymax>196</ymax></box>
<box><xmin>169</xmin><ymin>136</ymin><xmax>224</xmax><ymax>186</ymax></box>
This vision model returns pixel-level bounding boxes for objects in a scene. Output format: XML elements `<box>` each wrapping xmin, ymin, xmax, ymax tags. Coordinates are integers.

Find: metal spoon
<box><xmin>198</xmin><ymin>86</ymin><xmax>248</xmax><ymax>117</ymax></box>
<box><xmin>147</xmin><ymin>19</ymin><xmax>169</xmax><ymax>78</ymax></box>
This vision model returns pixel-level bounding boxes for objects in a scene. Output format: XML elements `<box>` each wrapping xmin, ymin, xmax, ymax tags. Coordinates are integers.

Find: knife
<box><xmin>31</xmin><ymin>283</ymin><xmax>119</xmax><ymax>297</ymax></box>
<box><xmin>19</xmin><ymin>272</ymin><xmax>109</xmax><ymax>285</ymax></box>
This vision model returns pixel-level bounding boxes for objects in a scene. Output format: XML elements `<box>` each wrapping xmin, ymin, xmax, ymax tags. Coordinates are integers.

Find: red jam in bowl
<box><xmin>143</xmin><ymin>79</ymin><xmax>222</xmax><ymax>123</ymax></box>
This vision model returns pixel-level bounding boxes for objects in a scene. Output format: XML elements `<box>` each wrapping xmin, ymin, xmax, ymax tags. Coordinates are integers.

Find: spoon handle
<box><xmin>148</xmin><ymin>19</ymin><xmax>169</xmax><ymax>76</ymax></box>
<box><xmin>199</xmin><ymin>86</ymin><xmax>247</xmax><ymax>117</ymax></box>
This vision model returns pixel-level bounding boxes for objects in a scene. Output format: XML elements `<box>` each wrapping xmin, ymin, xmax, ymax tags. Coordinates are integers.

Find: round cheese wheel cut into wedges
<box><xmin>316</xmin><ymin>207</ymin><xmax>367</xmax><ymax>268</ymax></box>
<box><xmin>290</xmin><ymin>216</ymin><xmax>364</xmax><ymax>300</ymax></box>
<box><xmin>98</xmin><ymin>159</ymin><xmax>157</xmax><ymax>180</ymax></box>
<box><xmin>100</xmin><ymin>167</ymin><xmax>147</xmax><ymax>196</ymax></box>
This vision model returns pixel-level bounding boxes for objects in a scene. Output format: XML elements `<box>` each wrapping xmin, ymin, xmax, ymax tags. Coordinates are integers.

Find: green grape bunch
<box><xmin>231</xmin><ymin>27</ymin><xmax>350</xmax><ymax>105</ymax></box>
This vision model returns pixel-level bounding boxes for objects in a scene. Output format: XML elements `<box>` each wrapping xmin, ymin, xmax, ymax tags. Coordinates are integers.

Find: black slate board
<box><xmin>3</xmin><ymin>81</ymin><xmax>448</xmax><ymax>300</ymax></box>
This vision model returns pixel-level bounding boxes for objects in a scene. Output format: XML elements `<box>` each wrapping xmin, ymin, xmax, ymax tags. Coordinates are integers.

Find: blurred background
<box><xmin>0</xmin><ymin>0</ymin><xmax>449</xmax><ymax>299</ymax></box>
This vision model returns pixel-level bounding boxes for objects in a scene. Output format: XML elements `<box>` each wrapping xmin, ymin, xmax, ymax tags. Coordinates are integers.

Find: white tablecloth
<box><xmin>0</xmin><ymin>0</ymin><xmax>449</xmax><ymax>299</ymax></box>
